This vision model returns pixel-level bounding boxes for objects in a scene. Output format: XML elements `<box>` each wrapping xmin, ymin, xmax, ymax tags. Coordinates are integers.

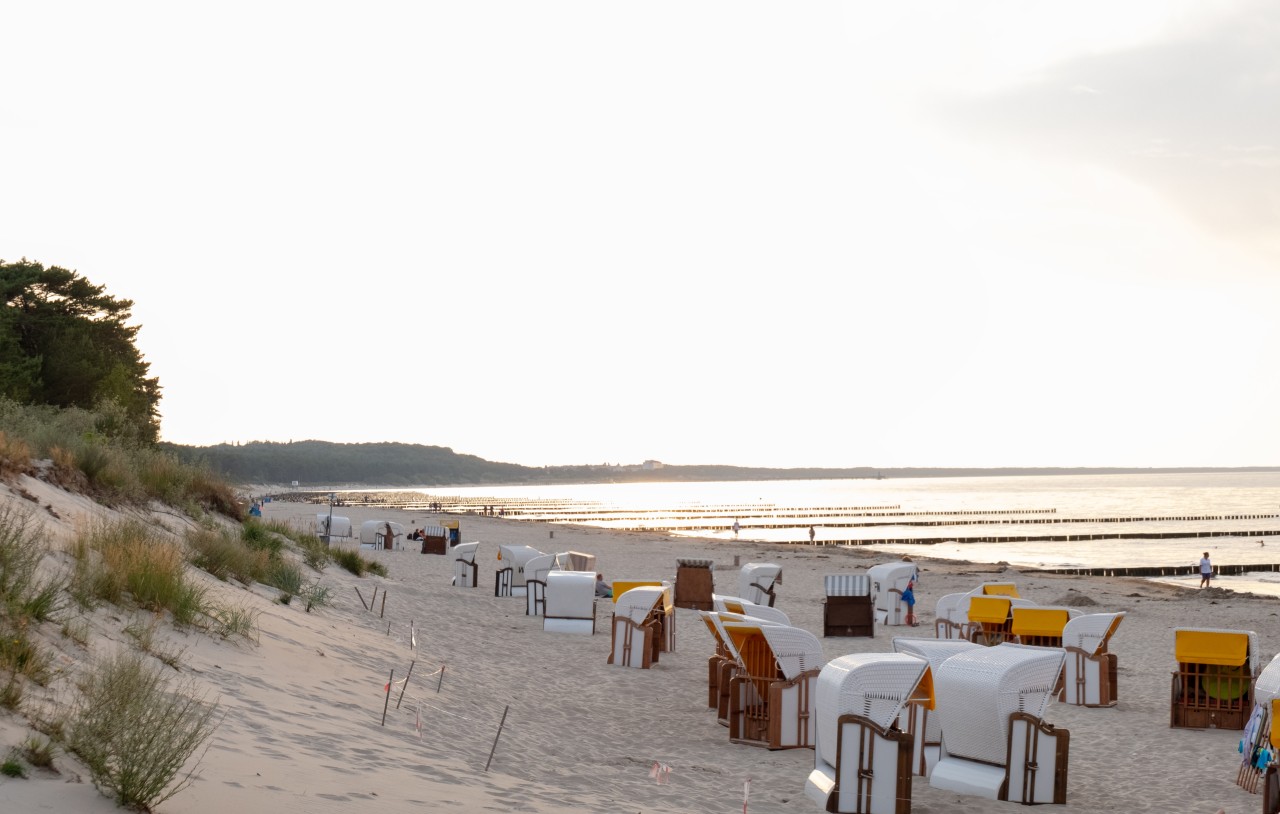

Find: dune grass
<box><xmin>68</xmin><ymin>650</ymin><xmax>220</xmax><ymax>811</ymax></box>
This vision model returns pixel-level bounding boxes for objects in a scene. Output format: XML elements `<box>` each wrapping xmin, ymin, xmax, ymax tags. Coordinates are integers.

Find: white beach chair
<box><xmin>891</xmin><ymin>637</ymin><xmax>982</xmax><ymax>777</ymax></box>
<box><xmin>524</xmin><ymin>553</ymin><xmax>557</xmax><ymax>616</ymax></box>
<box><xmin>739</xmin><ymin>562</ymin><xmax>782</xmax><ymax>607</ymax></box>
<box><xmin>928</xmin><ymin>643</ymin><xmax>1069</xmax><ymax>804</ymax></box>
<box><xmin>721</xmin><ymin>619</ymin><xmax>824</xmax><ymax>749</ymax></box>
<box><xmin>494</xmin><ymin>544</ymin><xmax>543</xmax><ymax>598</ymax></box>
<box><xmin>451</xmin><ymin>542</ymin><xmax>480</xmax><ymax>588</ymax></box>
<box><xmin>866</xmin><ymin>562</ymin><xmax>917</xmax><ymax>627</ymax></box>
<box><xmin>1171</xmin><ymin>627</ymin><xmax>1262</xmax><ymax>730</ymax></box>
<box><xmin>1061</xmin><ymin>611</ymin><xmax>1125</xmax><ymax>707</ymax></box>
<box><xmin>823</xmin><ymin>574</ymin><xmax>873</xmax><ymax>638</ymax></box>
<box><xmin>543</xmin><ymin>571</ymin><xmax>596</xmax><ymax>635</ymax></box>
<box><xmin>804</xmin><ymin>653</ymin><xmax>932</xmax><ymax>814</ymax></box>
<box><xmin>608</xmin><ymin>586</ymin><xmax>667</xmax><ymax>669</ymax></box>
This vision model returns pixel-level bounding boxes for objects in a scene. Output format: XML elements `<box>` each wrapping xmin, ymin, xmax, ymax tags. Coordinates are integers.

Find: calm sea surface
<box><xmin>373</xmin><ymin>471</ymin><xmax>1280</xmax><ymax>596</ymax></box>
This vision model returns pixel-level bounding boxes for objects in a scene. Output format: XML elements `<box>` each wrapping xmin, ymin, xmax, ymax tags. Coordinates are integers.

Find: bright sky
<box><xmin>4</xmin><ymin>1</ymin><xmax>1278</xmax><ymax>469</ymax></box>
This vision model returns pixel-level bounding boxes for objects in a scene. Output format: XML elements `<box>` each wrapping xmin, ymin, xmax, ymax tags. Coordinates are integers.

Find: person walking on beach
<box><xmin>1199</xmin><ymin>552</ymin><xmax>1213</xmax><ymax>588</ymax></box>
<box><xmin>732</xmin><ymin>519</ymin><xmax>740</xmax><ymax>538</ymax></box>
<box><xmin>808</xmin><ymin>525</ymin><xmax>816</xmax><ymax>544</ymax></box>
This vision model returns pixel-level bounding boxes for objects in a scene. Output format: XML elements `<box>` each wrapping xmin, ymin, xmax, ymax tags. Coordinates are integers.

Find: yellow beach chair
<box><xmin>1011</xmin><ymin>607</ymin><xmax>1073</xmax><ymax>648</ymax></box>
<box><xmin>1171</xmin><ymin>627</ymin><xmax>1260</xmax><ymax>730</ymax></box>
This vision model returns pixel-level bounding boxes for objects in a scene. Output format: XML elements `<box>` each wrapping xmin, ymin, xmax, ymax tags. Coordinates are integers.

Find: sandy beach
<box><xmin>1</xmin><ymin>477</ymin><xmax>1275</xmax><ymax>814</ymax></box>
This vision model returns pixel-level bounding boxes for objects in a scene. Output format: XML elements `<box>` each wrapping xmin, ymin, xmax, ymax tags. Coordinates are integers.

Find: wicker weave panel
<box><xmin>934</xmin><ymin>644</ymin><xmax>1066</xmax><ymax>764</ymax></box>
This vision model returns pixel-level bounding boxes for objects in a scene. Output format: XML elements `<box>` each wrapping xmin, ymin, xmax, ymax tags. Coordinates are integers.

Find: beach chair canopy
<box><xmin>867</xmin><ymin>562</ymin><xmax>916</xmax><ymax>592</ymax></box>
<box><xmin>359</xmin><ymin>520</ymin><xmax>403</xmax><ymax>545</ymax></box>
<box><xmin>823</xmin><ymin>574</ymin><xmax>871</xmax><ymax>597</ymax></box>
<box><xmin>612</xmin><ymin>580</ymin><xmax>663</xmax><ymax>601</ymax></box>
<box><xmin>525</xmin><ymin>553</ymin><xmax>557</xmax><ymax>585</ymax></box>
<box><xmin>553</xmin><ymin>551</ymin><xmax>596</xmax><ymax>572</ymax></box>
<box><xmin>1062</xmin><ymin>611</ymin><xmax>1125</xmax><ymax>655</ymax></box>
<box><xmin>981</xmin><ymin>583</ymin><xmax>1020</xmax><ymax>597</ymax></box>
<box><xmin>1010</xmin><ymin>606</ymin><xmax>1073</xmax><ymax>639</ymax></box>
<box><xmin>453</xmin><ymin>541</ymin><xmax>479</xmax><ymax>562</ymax></box>
<box><xmin>1174</xmin><ymin>628</ymin><xmax>1259</xmax><ymax>669</ymax></box>
<box><xmin>496</xmin><ymin>545</ymin><xmax>544</xmax><ymax>584</ymax></box>
<box><xmin>713</xmin><ymin>594</ymin><xmax>790</xmax><ymax>626</ymax></box>
<box><xmin>934</xmin><ymin>643</ymin><xmax>1066</xmax><ymax>765</ymax></box>
<box><xmin>615</xmin><ymin>586</ymin><xmax>666</xmax><ymax>624</ymax></box>
<box><xmin>738</xmin><ymin>562</ymin><xmax>781</xmax><ymax>605</ymax></box>
<box><xmin>892</xmin><ymin>638</ymin><xmax>982</xmax><ymax>695</ymax></box>
<box><xmin>966</xmin><ymin>596</ymin><xmax>1012</xmax><ymax>624</ymax></box>
<box><xmin>815</xmin><ymin>653</ymin><xmax>931</xmax><ymax>756</ymax></box>
<box><xmin>1255</xmin><ymin>653</ymin><xmax>1280</xmax><ymax>706</ymax></box>
<box><xmin>758</xmin><ymin>624</ymin><xmax>825</xmax><ymax>681</ymax></box>
<box><xmin>315</xmin><ymin>514</ymin><xmax>352</xmax><ymax>537</ymax></box>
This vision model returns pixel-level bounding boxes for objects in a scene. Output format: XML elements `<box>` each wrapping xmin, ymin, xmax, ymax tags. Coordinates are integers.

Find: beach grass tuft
<box><xmin>68</xmin><ymin>650</ymin><xmax>220</xmax><ymax>811</ymax></box>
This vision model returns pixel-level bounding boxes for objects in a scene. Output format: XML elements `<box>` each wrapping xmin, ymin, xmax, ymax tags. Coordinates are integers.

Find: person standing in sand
<box><xmin>808</xmin><ymin>525</ymin><xmax>815</xmax><ymax>543</ymax></box>
<box><xmin>732</xmin><ymin>519</ymin><xmax>740</xmax><ymax>538</ymax></box>
<box><xmin>1199</xmin><ymin>552</ymin><xmax>1213</xmax><ymax>588</ymax></box>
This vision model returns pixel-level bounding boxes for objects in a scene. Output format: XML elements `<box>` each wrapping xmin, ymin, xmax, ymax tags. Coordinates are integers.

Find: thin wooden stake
<box><xmin>380</xmin><ymin>590</ymin><xmax>387</xmax><ymax>618</ymax></box>
<box><xmin>386</xmin><ymin>621</ymin><xmax>391</xmax><ymax>635</ymax></box>
<box><xmin>381</xmin><ymin>669</ymin><xmax>394</xmax><ymax>726</ymax></box>
<box><xmin>370</xmin><ymin>586</ymin><xmax>379</xmax><ymax>609</ymax></box>
<box><xmin>355</xmin><ymin>586</ymin><xmax>369</xmax><ymax>610</ymax></box>
<box><xmin>396</xmin><ymin>661</ymin><xmax>416</xmax><ymax>709</ymax></box>
<box><xmin>485</xmin><ymin>705</ymin><xmax>509</xmax><ymax>772</ymax></box>
<box><xmin>436</xmin><ymin>664</ymin><xmax>446</xmax><ymax>694</ymax></box>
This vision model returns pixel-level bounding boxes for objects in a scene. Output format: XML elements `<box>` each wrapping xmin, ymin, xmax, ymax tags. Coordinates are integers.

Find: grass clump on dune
<box><xmin>330</xmin><ymin>547</ymin><xmax>388</xmax><ymax>578</ymax></box>
<box><xmin>72</xmin><ymin>520</ymin><xmax>206</xmax><ymax>626</ymax></box>
<box><xmin>68</xmin><ymin>650</ymin><xmax>220</xmax><ymax>811</ymax></box>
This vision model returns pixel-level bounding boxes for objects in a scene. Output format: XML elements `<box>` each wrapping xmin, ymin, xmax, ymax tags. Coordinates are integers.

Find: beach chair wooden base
<box><xmin>1170</xmin><ymin>663</ymin><xmax>1252</xmax><ymax>730</ymax></box>
<box><xmin>608</xmin><ymin>616</ymin><xmax>655</xmax><ymax>669</ymax></box>
<box><xmin>729</xmin><ymin>672</ymin><xmax>817</xmax><ymax>750</ymax></box>
<box><xmin>494</xmin><ymin>568</ymin><xmax>513</xmax><ymax>597</ymax></box>
<box><xmin>823</xmin><ymin>596</ymin><xmax>874</xmax><ymax>638</ymax></box>
<box><xmin>717</xmin><ymin>660</ymin><xmax>738</xmax><ymax>725</ymax></box>
<box><xmin>1062</xmin><ymin>649</ymin><xmax>1117</xmax><ymax>707</ymax></box>
<box><xmin>526</xmin><ymin>578</ymin><xmax>547</xmax><ymax>616</ymax></box>
<box><xmin>420</xmin><ymin>535</ymin><xmax>447</xmax><ymax>555</ymax></box>
<box><xmin>675</xmin><ymin>565</ymin><xmax>715</xmax><ymax>611</ymax></box>
<box><xmin>804</xmin><ymin>714</ymin><xmax>912</xmax><ymax>814</ymax></box>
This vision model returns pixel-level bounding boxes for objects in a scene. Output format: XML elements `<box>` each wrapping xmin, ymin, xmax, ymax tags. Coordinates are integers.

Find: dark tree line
<box><xmin>0</xmin><ymin>259</ymin><xmax>161</xmax><ymax>442</ymax></box>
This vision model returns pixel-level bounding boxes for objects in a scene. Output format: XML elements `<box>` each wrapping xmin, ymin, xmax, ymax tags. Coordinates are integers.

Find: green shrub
<box><xmin>1</xmin><ymin>749</ymin><xmax>25</xmax><ymax>778</ymax></box>
<box><xmin>68</xmin><ymin>651</ymin><xmax>220</xmax><ymax>810</ymax></box>
<box><xmin>264</xmin><ymin>560</ymin><xmax>304</xmax><ymax>596</ymax></box>
<box><xmin>73</xmin><ymin>520</ymin><xmax>206</xmax><ymax>623</ymax></box>
<box><xmin>0</xmin><ymin>620</ymin><xmax>50</xmax><ymax>684</ymax></box>
<box><xmin>331</xmin><ymin>548</ymin><xmax>367</xmax><ymax>577</ymax></box>
<box><xmin>241</xmin><ymin>520</ymin><xmax>283</xmax><ymax>558</ymax></box>
<box><xmin>0</xmin><ymin>505</ymin><xmax>64</xmax><ymax>620</ymax></box>
<box><xmin>185</xmin><ymin>527</ymin><xmax>268</xmax><ymax>585</ymax></box>
<box><xmin>296</xmin><ymin>536</ymin><xmax>331</xmax><ymax>571</ymax></box>
<box><xmin>299</xmin><ymin>582</ymin><xmax>332</xmax><ymax>613</ymax></box>
<box><xmin>23</xmin><ymin>735</ymin><xmax>56</xmax><ymax>769</ymax></box>
<box><xmin>203</xmin><ymin>603</ymin><xmax>259</xmax><ymax>644</ymax></box>
<box><xmin>0</xmin><ymin>673</ymin><xmax>22</xmax><ymax>710</ymax></box>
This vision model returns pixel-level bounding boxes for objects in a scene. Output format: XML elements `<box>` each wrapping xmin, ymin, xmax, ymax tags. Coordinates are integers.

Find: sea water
<box><xmin>382</xmin><ymin>471</ymin><xmax>1280</xmax><ymax>596</ymax></box>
